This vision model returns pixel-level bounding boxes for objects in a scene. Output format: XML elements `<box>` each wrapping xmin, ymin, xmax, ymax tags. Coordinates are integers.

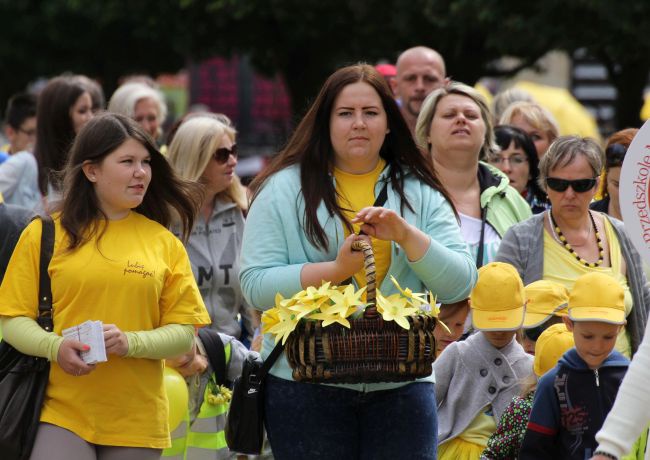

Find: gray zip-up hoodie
<box><xmin>173</xmin><ymin>198</ymin><xmax>254</xmax><ymax>341</ymax></box>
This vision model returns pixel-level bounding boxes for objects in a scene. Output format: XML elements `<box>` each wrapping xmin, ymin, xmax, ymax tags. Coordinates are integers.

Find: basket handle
<box><xmin>351</xmin><ymin>239</ymin><xmax>378</xmax><ymax>319</ymax></box>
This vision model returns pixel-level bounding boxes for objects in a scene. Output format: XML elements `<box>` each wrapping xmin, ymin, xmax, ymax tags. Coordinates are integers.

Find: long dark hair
<box><xmin>494</xmin><ymin>125</ymin><xmax>545</xmax><ymax>203</ymax></box>
<box><xmin>250</xmin><ymin>63</ymin><xmax>454</xmax><ymax>251</ymax></box>
<box><xmin>34</xmin><ymin>75</ymin><xmax>89</xmax><ymax>195</ymax></box>
<box><xmin>59</xmin><ymin>112</ymin><xmax>202</xmax><ymax>249</ymax></box>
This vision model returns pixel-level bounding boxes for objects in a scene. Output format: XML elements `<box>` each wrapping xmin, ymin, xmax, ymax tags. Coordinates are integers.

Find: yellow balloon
<box><xmin>163</xmin><ymin>367</ymin><xmax>189</xmax><ymax>431</ymax></box>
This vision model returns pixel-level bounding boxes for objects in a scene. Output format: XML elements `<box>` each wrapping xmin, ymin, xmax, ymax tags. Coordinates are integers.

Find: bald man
<box><xmin>392</xmin><ymin>46</ymin><xmax>449</xmax><ymax>133</ymax></box>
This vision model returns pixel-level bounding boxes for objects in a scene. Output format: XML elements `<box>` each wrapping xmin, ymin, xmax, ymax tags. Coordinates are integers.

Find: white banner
<box><xmin>621</xmin><ymin>119</ymin><xmax>650</xmax><ymax>264</ymax></box>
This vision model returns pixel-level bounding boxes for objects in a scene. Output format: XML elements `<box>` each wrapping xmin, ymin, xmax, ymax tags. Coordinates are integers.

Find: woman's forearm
<box><xmin>0</xmin><ymin>316</ymin><xmax>64</xmax><ymax>362</ymax></box>
<box><xmin>125</xmin><ymin>324</ymin><xmax>195</xmax><ymax>359</ymax></box>
<box><xmin>300</xmin><ymin>261</ymin><xmax>351</xmax><ymax>288</ymax></box>
<box><xmin>396</xmin><ymin>225</ymin><xmax>431</xmax><ymax>262</ymax></box>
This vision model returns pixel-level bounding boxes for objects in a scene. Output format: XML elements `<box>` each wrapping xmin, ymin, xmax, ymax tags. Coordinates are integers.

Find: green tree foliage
<box><xmin>1</xmin><ymin>0</ymin><xmax>648</xmax><ymax>128</ymax></box>
<box><xmin>0</xmin><ymin>0</ymin><xmax>189</xmax><ymax>110</ymax></box>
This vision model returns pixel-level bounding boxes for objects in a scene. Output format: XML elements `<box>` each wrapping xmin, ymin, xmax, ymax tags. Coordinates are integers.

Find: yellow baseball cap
<box><xmin>533</xmin><ymin>323</ymin><xmax>575</xmax><ymax>377</ymax></box>
<box><xmin>568</xmin><ymin>273</ymin><xmax>626</xmax><ymax>325</ymax></box>
<box><xmin>471</xmin><ymin>262</ymin><xmax>525</xmax><ymax>331</ymax></box>
<box><xmin>523</xmin><ymin>280</ymin><xmax>569</xmax><ymax>329</ymax></box>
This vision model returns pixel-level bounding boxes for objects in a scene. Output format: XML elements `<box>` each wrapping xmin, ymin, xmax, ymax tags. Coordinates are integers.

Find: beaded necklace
<box><xmin>549</xmin><ymin>210</ymin><xmax>604</xmax><ymax>268</ymax></box>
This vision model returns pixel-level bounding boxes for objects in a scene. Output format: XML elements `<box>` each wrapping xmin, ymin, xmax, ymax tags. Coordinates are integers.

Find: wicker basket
<box><xmin>285</xmin><ymin>240</ymin><xmax>437</xmax><ymax>383</ymax></box>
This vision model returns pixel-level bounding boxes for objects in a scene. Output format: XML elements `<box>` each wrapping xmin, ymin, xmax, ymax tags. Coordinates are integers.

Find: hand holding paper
<box><xmin>62</xmin><ymin>320</ymin><xmax>108</xmax><ymax>365</ymax></box>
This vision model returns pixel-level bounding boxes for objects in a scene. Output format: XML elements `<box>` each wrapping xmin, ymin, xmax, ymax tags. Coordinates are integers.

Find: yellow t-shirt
<box><xmin>543</xmin><ymin>218</ymin><xmax>632</xmax><ymax>357</ymax></box>
<box><xmin>0</xmin><ymin>212</ymin><xmax>210</xmax><ymax>448</ymax></box>
<box><xmin>333</xmin><ymin>159</ymin><xmax>391</xmax><ymax>289</ymax></box>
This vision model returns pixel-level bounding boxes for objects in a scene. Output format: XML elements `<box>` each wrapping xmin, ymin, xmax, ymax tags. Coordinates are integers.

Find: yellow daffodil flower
<box><xmin>267</xmin><ymin>307</ymin><xmax>300</xmax><ymax>344</ymax></box>
<box><xmin>376</xmin><ymin>292</ymin><xmax>418</xmax><ymax>329</ymax></box>
<box><xmin>390</xmin><ymin>275</ymin><xmax>428</xmax><ymax>308</ymax></box>
<box><xmin>308</xmin><ymin>311</ymin><xmax>351</xmax><ymax>328</ymax></box>
<box><xmin>287</xmin><ymin>301</ymin><xmax>320</xmax><ymax>320</ymax></box>
<box><xmin>261</xmin><ymin>306</ymin><xmax>281</xmax><ymax>334</ymax></box>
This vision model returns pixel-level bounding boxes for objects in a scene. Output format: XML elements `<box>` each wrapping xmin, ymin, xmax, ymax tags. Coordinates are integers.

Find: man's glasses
<box><xmin>546</xmin><ymin>177</ymin><xmax>597</xmax><ymax>193</ymax></box>
<box><xmin>214</xmin><ymin>144</ymin><xmax>238</xmax><ymax>163</ymax></box>
<box><xmin>487</xmin><ymin>155</ymin><xmax>528</xmax><ymax>166</ymax></box>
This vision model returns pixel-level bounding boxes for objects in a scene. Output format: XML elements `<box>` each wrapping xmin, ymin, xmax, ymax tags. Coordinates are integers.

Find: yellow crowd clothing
<box><xmin>0</xmin><ymin>212</ymin><xmax>211</xmax><ymax>448</ymax></box>
<box><xmin>439</xmin><ymin>409</ymin><xmax>496</xmax><ymax>460</ymax></box>
<box><xmin>333</xmin><ymin>158</ymin><xmax>391</xmax><ymax>289</ymax></box>
<box><xmin>543</xmin><ymin>218</ymin><xmax>632</xmax><ymax>357</ymax></box>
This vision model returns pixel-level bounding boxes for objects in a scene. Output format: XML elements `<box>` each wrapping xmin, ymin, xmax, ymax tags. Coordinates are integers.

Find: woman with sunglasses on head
<box><xmin>497</xmin><ymin>136</ymin><xmax>650</xmax><ymax>358</ymax></box>
<box><xmin>167</xmin><ymin>114</ymin><xmax>255</xmax><ymax>346</ymax></box>
<box><xmin>590</xmin><ymin>128</ymin><xmax>638</xmax><ymax>221</ymax></box>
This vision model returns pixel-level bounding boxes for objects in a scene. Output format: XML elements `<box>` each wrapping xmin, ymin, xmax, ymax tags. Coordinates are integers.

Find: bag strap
<box><xmin>37</xmin><ymin>216</ymin><xmax>55</xmax><ymax>332</ymax></box>
<box><xmin>198</xmin><ymin>328</ymin><xmax>227</xmax><ymax>387</ymax></box>
<box><xmin>475</xmin><ymin>205</ymin><xmax>487</xmax><ymax>269</ymax></box>
<box><xmin>258</xmin><ymin>340</ymin><xmax>284</xmax><ymax>379</ymax></box>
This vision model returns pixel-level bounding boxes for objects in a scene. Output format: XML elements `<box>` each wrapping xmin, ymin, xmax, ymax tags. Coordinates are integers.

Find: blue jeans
<box><xmin>264</xmin><ymin>375</ymin><xmax>437</xmax><ymax>459</ymax></box>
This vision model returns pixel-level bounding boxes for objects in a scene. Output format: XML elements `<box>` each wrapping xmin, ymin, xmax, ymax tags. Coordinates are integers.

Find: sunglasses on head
<box><xmin>605</xmin><ymin>143</ymin><xmax>627</xmax><ymax>166</ymax></box>
<box><xmin>214</xmin><ymin>144</ymin><xmax>238</xmax><ymax>163</ymax></box>
<box><xmin>546</xmin><ymin>177</ymin><xmax>597</xmax><ymax>193</ymax></box>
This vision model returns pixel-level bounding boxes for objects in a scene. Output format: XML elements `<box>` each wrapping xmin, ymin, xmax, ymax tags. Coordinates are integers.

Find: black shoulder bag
<box><xmin>224</xmin><ymin>342</ymin><xmax>283</xmax><ymax>455</ymax></box>
<box><xmin>0</xmin><ymin>216</ymin><xmax>55</xmax><ymax>460</ymax></box>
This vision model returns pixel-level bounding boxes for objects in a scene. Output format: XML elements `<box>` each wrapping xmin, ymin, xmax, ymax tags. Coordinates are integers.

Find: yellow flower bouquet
<box><xmin>261</xmin><ymin>276</ymin><xmax>445</xmax><ymax>345</ymax></box>
<box><xmin>264</xmin><ymin>239</ymin><xmax>448</xmax><ymax>384</ymax></box>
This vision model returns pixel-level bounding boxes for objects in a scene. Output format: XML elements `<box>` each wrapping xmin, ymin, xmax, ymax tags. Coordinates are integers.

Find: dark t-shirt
<box><xmin>0</xmin><ymin>203</ymin><xmax>34</xmax><ymax>283</ymax></box>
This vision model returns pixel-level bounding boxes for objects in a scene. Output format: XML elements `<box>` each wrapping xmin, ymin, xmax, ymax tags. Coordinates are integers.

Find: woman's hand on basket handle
<box><xmin>57</xmin><ymin>339</ymin><xmax>97</xmax><ymax>376</ymax></box>
<box><xmin>353</xmin><ymin>207</ymin><xmax>430</xmax><ymax>262</ymax></box>
<box><xmin>300</xmin><ymin>234</ymin><xmax>368</xmax><ymax>288</ymax></box>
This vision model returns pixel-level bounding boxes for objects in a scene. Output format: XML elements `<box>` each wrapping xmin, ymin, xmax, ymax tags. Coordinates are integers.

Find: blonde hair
<box><xmin>499</xmin><ymin>101</ymin><xmax>559</xmax><ymax>143</ymax></box>
<box><xmin>108</xmin><ymin>82</ymin><xmax>167</xmax><ymax>139</ymax></box>
<box><xmin>167</xmin><ymin>116</ymin><xmax>247</xmax><ymax>210</ymax></box>
<box><xmin>415</xmin><ymin>81</ymin><xmax>497</xmax><ymax>160</ymax></box>
<box><xmin>492</xmin><ymin>87</ymin><xmax>534</xmax><ymax>122</ymax></box>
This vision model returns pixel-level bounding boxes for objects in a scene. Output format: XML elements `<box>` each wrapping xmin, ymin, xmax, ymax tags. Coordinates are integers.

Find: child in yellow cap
<box><xmin>519</xmin><ymin>272</ymin><xmax>630</xmax><ymax>460</ymax></box>
<box><xmin>520</xmin><ymin>280</ymin><xmax>569</xmax><ymax>355</ymax></box>
<box><xmin>481</xmin><ymin>323</ymin><xmax>574</xmax><ymax>460</ymax></box>
<box><xmin>435</xmin><ymin>262</ymin><xmax>533</xmax><ymax>460</ymax></box>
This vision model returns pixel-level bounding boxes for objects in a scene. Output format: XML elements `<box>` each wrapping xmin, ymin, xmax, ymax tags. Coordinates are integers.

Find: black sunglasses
<box><xmin>546</xmin><ymin>177</ymin><xmax>597</xmax><ymax>193</ymax></box>
<box><xmin>214</xmin><ymin>144</ymin><xmax>238</xmax><ymax>163</ymax></box>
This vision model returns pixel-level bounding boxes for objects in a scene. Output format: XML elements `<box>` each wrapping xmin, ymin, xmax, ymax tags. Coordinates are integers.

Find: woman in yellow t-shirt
<box><xmin>0</xmin><ymin>113</ymin><xmax>211</xmax><ymax>460</ymax></box>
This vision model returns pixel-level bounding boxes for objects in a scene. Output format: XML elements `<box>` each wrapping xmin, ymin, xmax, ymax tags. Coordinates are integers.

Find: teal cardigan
<box><xmin>239</xmin><ymin>164</ymin><xmax>477</xmax><ymax>391</ymax></box>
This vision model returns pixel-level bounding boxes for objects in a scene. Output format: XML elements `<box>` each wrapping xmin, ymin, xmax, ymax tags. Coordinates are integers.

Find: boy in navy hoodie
<box><xmin>519</xmin><ymin>272</ymin><xmax>630</xmax><ymax>460</ymax></box>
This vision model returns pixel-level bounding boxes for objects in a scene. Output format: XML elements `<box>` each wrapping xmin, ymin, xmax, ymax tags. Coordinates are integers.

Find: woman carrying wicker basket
<box><xmin>239</xmin><ymin>64</ymin><xmax>477</xmax><ymax>459</ymax></box>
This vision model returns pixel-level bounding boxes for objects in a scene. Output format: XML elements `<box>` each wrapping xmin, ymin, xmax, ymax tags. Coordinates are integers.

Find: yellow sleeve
<box><xmin>0</xmin><ymin>219</ymin><xmax>42</xmax><ymax>319</ymax></box>
<box><xmin>158</xmin><ymin>237</ymin><xmax>210</xmax><ymax>327</ymax></box>
<box><xmin>0</xmin><ymin>316</ymin><xmax>63</xmax><ymax>362</ymax></box>
<box><xmin>125</xmin><ymin>323</ymin><xmax>194</xmax><ymax>359</ymax></box>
